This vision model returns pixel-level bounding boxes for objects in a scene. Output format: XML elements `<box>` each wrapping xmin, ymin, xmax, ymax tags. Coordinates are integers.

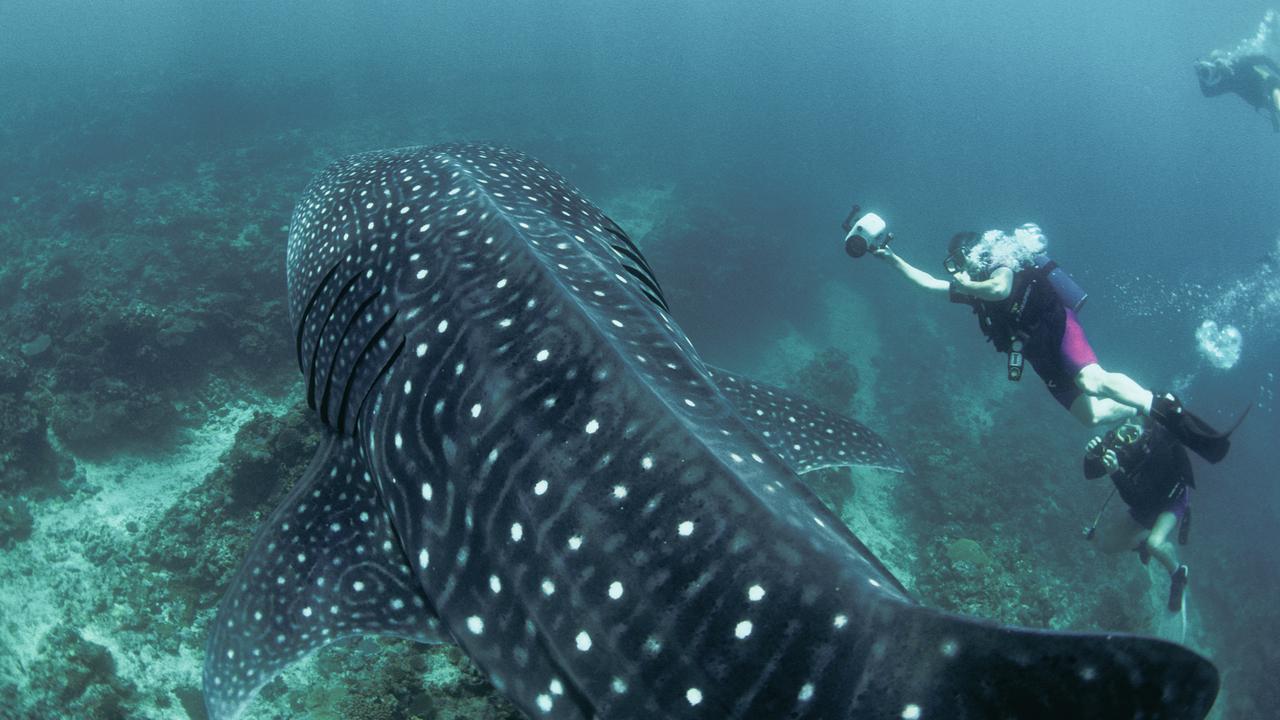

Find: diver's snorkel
<box><xmin>842</xmin><ymin>204</ymin><xmax>895</xmax><ymax>258</ymax></box>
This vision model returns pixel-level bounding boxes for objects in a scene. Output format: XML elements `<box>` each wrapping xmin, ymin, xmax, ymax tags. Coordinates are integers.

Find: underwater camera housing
<box><xmin>842</xmin><ymin>204</ymin><xmax>894</xmax><ymax>258</ymax></box>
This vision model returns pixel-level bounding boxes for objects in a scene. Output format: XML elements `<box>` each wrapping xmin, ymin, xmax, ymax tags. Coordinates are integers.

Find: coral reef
<box><xmin>794</xmin><ymin>346</ymin><xmax>860</xmax><ymax>412</ymax></box>
<box><xmin>0</xmin><ymin>496</ymin><xmax>34</xmax><ymax>548</ymax></box>
<box><xmin>23</xmin><ymin>623</ymin><xmax>138</xmax><ymax>719</ymax></box>
<box><xmin>0</xmin><ymin>351</ymin><xmax>76</xmax><ymax>501</ymax></box>
<box><xmin>142</xmin><ymin>402</ymin><xmax>320</xmax><ymax>614</ymax></box>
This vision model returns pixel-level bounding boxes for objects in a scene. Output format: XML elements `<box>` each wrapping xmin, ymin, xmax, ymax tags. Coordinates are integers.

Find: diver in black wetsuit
<box><xmin>1195</xmin><ymin>54</ymin><xmax>1280</xmax><ymax>131</ymax></box>
<box><xmin>1084</xmin><ymin>416</ymin><xmax>1194</xmax><ymax>612</ymax></box>
<box><xmin>1194</xmin><ymin>10</ymin><xmax>1280</xmax><ymax>132</ymax></box>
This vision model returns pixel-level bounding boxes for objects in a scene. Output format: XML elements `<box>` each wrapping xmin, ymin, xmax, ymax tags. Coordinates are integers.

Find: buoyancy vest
<box><xmin>953</xmin><ymin>266</ymin><xmax>1065</xmax><ymax>355</ymax></box>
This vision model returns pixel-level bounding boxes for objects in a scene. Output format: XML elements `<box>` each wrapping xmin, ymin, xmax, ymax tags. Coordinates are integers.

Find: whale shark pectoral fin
<box><xmin>203</xmin><ymin>432</ymin><xmax>445</xmax><ymax>720</ymax></box>
<box><xmin>706</xmin><ymin>365</ymin><xmax>908</xmax><ymax>474</ymax></box>
<box><xmin>868</xmin><ymin>601</ymin><xmax>1219</xmax><ymax>720</ymax></box>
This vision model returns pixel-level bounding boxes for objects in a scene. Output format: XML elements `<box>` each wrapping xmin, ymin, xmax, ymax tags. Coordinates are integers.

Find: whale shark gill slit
<box><xmin>339</xmin><ymin>311</ymin><xmax>401</xmax><ymax>435</ymax></box>
<box><xmin>601</xmin><ymin>223</ymin><xmax>668</xmax><ymax>312</ymax></box>
<box><xmin>355</xmin><ymin>336</ymin><xmax>406</xmax><ymax>432</ymax></box>
<box><xmin>295</xmin><ymin>258</ymin><xmax>341</xmax><ymax>375</ymax></box>
<box><xmin>319</xmin><ymin>286</ymin><xmax>382</xmax><ymax>426</ymax></box>
<box><xmin>305</xmin><ymin>264</ymin><xmax>365</xmax><ymax>411</ymax></box>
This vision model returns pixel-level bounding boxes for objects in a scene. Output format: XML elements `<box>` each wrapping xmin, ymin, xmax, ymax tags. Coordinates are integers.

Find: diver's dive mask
<box><xmin>943</xmin><ymin>232</ymin><xmax>980</xmax><ymax>276</ymax></box>
<box><xmin>1111</xmin><ymin>423</ymin><xmax>1143</xmax><ymax>447</ymax></box>
<box><xmin>1194</xmin><ymin>58</ymin><xmax>1231</xmax><ymax>97</ymax></box>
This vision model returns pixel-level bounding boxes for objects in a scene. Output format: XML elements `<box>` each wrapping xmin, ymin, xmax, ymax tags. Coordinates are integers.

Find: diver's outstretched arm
<box><xmin>871</xmin><ymin>247</ymin><xmax>951</xmax><ymax>292</ymax></box>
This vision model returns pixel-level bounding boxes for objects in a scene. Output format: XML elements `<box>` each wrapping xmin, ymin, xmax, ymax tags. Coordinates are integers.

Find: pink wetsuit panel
<box><xmin>1060</xmin><ymin>309</ymin><xmax>1098</xmax><ymax>375</ymax></box>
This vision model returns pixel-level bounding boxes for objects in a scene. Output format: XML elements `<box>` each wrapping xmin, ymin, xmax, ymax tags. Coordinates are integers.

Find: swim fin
<box><xmin>1149</xmin><ymin>392</ymin><xmax>1238</xmax><ymax>463</ymax></box>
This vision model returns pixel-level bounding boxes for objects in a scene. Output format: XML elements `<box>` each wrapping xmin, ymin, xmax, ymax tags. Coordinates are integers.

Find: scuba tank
<box><xmin>1030</xmin><ymin>254</ymin><xmax>1087</xmax><ymax>313</ymax></box>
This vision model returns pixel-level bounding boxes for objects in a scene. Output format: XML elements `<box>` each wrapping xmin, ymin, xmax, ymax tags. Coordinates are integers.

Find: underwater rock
<box><xmin>794</xmin><ymin>346</ymin><xmax>860</xmax><ymax>411</ymax></box>
<box><xmin>219</xmin><ymin>408</ymin><xmax>312</xmax><ymax>510</ymax></box>
<box><xmin>946</xmin><ymin>537</ymin><xmax>993</xmax><ymax>567</ymax></box>
<box><xmin>29</xmin><ymin>623</ymin><xmax>138</xmax><ymax>717</ymax></box>
<box><xmin>66</xmin><ymin>192</ymin><xmax>109</xmax><ymax>234</ymax></box>
<box><xmin>19</xmin><ymin>333</ymin><xmax>51</xmax><ymax>358</ymax></box>
<box><xmin>800</xmin><ymin>467</ymin><xmax>857</xmax><ymax>515</ymax></box>
<box><xmin>21</xmin><ymin>248</ymin><xmax>86</xmax><ymax>301</ymax></box>
<box><xmin>143</xmin><ymin>402</ymin><xmax>318</xmax><ymax>610</ymax></box>
<box><xmin>174</xmin><ymin>684</ymin><xmax>211</xmax><ymax>720</ymax></box>
<box><xmin>0</xmin><ymin>351</ymin><xmax>30</xmax><ymax>395</ymax></box>
<box><xmin>49</xmin><ymin>378</ymin><xmax>178</xmax><ymax>458</ymax></box>
<box><xmin>0</xmin><ymin>496</ymin><xmax>34</xmax><ymax>547</ymax></box>
<box><xmin>0</xmin><ymin>266</ymin><xmax>19</xmax><ymax>308</ymax></box>
<box><xmin>0</xmin><ymin>354</ymin><xmax>75</xmax><ymax>496</ymax></box>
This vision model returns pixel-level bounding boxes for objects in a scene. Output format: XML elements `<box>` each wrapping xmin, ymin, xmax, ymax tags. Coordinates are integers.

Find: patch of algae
<box><xmin>946</xmin><ymin>538</ymin><xmax>993</xmax><ymax>567</ymax></box>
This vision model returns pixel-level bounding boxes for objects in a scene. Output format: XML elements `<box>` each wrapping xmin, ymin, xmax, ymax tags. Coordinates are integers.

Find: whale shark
<box><xmin>204</xmin><ymin>143</ymin><xmax>1219</xmax><ymax>719</ymax></box>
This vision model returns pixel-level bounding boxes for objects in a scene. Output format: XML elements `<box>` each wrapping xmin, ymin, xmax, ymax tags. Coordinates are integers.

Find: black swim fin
<box><xmin>1149</xmin><ymin>393</ymin><xmax>1248</xmax><ymax>463</ymax></box>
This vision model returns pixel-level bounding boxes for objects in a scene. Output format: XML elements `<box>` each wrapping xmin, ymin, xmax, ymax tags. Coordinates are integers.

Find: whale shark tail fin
<box><xmin>866</xmin><ymin>601</ymin><xmax>1219</xmax><ymax>720</ymax></box>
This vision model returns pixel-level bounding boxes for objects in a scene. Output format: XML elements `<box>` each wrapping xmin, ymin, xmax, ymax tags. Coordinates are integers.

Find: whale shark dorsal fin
<box><xmin>706</xmin><ymin>365</ymin><xmax>908</xmax><ymax>474</ymax></box>
<box><xmin>204</xmin><ymin>432</ymin><xmax>446</xmax><ymax>720</ymax></box>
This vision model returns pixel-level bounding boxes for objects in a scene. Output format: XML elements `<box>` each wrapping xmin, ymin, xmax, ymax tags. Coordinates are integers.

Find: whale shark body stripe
<box><xmin>208</xmin><ymin>144</ymin><xmax>1219</xmax><ymax>720</ymax></box>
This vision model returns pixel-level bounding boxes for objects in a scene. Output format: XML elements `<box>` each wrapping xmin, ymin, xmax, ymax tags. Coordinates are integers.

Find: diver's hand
<box><xmin>1100</xmin><ymin>449</ymin><xmax>1119</xmax><ymax>472</ymax></box>
<box><xmin>870</xmin><ymin>245</ymin><xmax>895</xmax><ymax>261</ymax></box>
<box><xmin>1086</xmin><ymin>437</ymin><xmax>1104</xmax><ymax>455</ymax></box>
<box><xmin>1085</xmin><ymin>438</ymin><xmax>1118</xmax><ymax>470</ymax></box>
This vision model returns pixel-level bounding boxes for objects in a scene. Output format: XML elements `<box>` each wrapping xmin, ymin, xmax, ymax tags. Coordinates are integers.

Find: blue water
<box><xmin>2</xmin><ymin>1</ymin><xmax>1277</xmax><ymax>718</ymax></box>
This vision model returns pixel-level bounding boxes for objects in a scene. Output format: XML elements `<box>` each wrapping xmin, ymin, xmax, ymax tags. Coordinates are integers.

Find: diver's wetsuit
<box><xmin>951</xmin><ymin>267</ymin><xmax>1096</xmax><ymax>408</ymax></box>
<box><xmin>1083</xmin><ymin>423</ymin><xmax>1194</xmax><ymax>529</ymax></box>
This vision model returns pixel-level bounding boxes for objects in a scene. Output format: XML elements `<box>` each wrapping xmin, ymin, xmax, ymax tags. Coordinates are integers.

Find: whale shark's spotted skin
<box><xmin>205</xmin><ymin>144</ymin><xmax>1219</xmax><ymax>720</ymax></box>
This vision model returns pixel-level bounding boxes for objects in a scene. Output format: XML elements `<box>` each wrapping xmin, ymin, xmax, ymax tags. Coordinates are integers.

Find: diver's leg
<box><xmin>1151</xmin><ymin>510</ymin><xmax>1191</xmax><ymax>611</ymax></box>
<box><xmin>1095</xmin><ymin>506</ymin><xmax>1147</xmax><ymax>555</ymax></box>
<box><xmin>1144</xmin><ymin>511</ymin><xmax>1180</xmax><ymax>574</ymax></box>
<box><xmin>1069</xmin><ymin>393</ymin><xmax>1138</xmax><ymax>427</ymax></box>
<box><xmin>1075</xmin><ymin>364</ymin><xmax>1155</xmax><ymax>415</ymax></box>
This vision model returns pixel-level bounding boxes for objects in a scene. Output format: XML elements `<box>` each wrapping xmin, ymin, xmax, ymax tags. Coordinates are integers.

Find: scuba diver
<box><xmin>1194</xmin><ymin>10</ymin><xmax>1280</xmax><ymax>132</ymax></box>
<box><xmin>868</xmin><ymin>223</ymin><xmax>1234</xmax><ymax>462</ymax></box>
<box><xmin>1082</xmin><ymin>416</ymin><xmax>1192</xmax><ymax>612</ymax></box>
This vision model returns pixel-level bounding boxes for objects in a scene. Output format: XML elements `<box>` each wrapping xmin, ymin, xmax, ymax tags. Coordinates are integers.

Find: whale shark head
<box><xmin>204</xmin><ymin>144</ymin><xmax>1219</xmax><ymax>719</ymax></box>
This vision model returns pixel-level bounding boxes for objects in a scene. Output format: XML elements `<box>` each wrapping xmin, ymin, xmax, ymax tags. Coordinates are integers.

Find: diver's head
<box><xmin>943</xmin><ymin>232</ymin><xmax>981</xmax><ymax>276</ymax></box>
<box><xmin>947</xmin><ymin>224</ymin><xmax>1048</xmax><ymax>278</ymax></box>
<box><xmin>1111</xmin><ymin>416</ymin><xmax>1150</xmax><ymax>447</ymax></box>
<box><xmin>1194</xmin><ymin>57</ymin><xmax>1232</xmax><ymax>96</ymax></box>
